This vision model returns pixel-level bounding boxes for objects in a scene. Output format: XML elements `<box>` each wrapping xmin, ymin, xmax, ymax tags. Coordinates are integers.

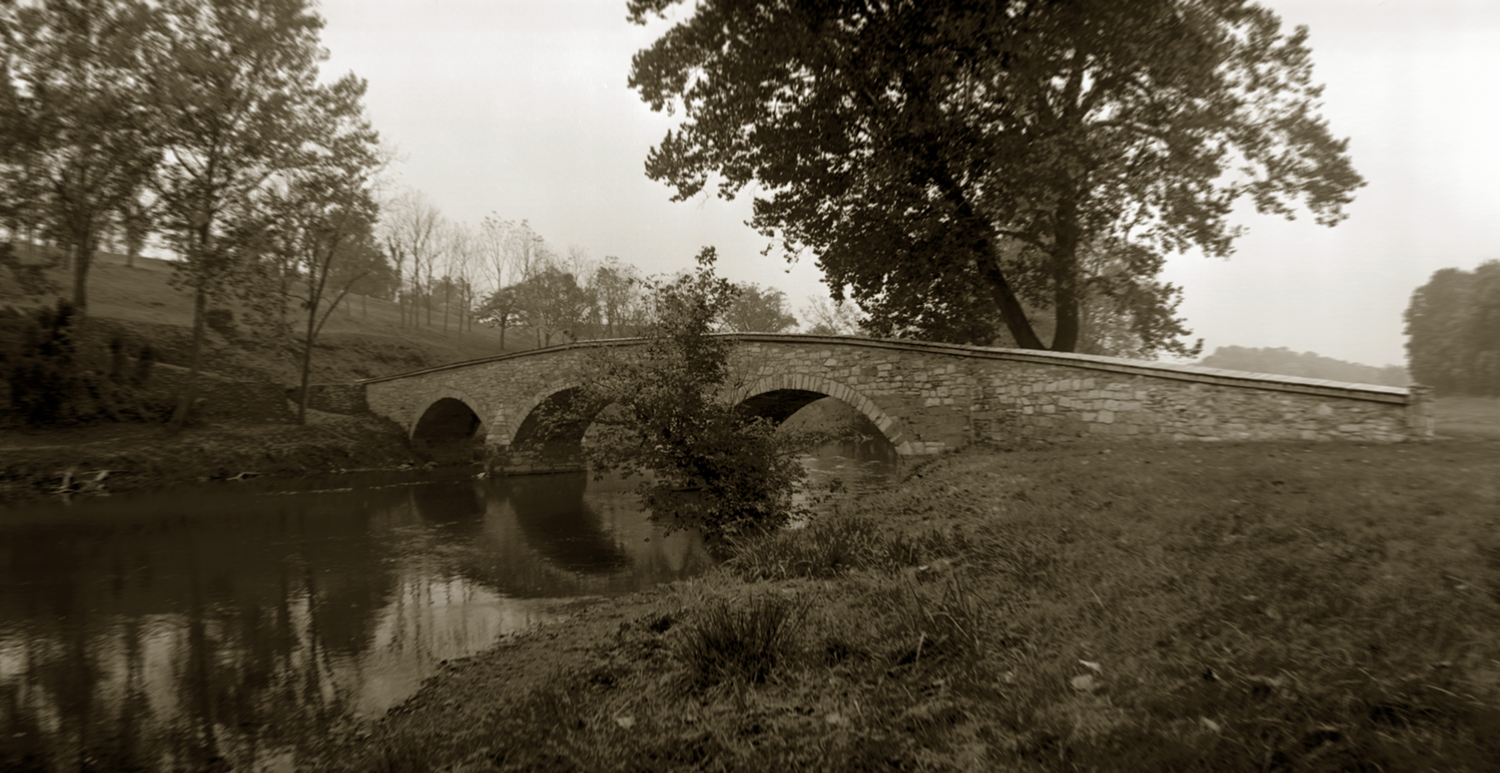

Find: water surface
<box><xmin>0</xmin><ymin>443</ymin><xmax>895</xmax><ymax>771</ymax></box>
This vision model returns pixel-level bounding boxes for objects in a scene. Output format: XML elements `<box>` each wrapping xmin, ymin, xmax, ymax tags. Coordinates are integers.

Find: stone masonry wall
<box><xmin>360</xmin><ymin>335</ymin><xmax>1431</xmax><ymax>462</ymax></box>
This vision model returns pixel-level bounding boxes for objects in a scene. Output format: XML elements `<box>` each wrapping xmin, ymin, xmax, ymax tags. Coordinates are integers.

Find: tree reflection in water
<box><xmin>0</xmin><ymin>472</ymin><xmax>714</xmax><ymax>771</ymax></box>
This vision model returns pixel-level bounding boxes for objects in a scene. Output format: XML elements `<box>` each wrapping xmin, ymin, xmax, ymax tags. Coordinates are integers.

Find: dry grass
<box><xmin>322</xmin><ymin>437</ymin><xmax>1500</xmax><ymax>772</ymax></box>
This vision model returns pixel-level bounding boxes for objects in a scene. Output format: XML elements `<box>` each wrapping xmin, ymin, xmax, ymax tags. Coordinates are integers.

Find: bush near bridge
<box><xmin>316</xmin><ymin>437</ymin><xmax>1500</xmax><ymax>772</ymax></box>
<box><xmin>558</xmin><ymin>250</ymin><xmax>815</xmax><ymax>541</ymax></box>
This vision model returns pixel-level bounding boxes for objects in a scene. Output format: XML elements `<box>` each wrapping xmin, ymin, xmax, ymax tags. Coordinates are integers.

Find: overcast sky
<box><xmin>316</xmin><ymin>0</ymin><xmax>1500</xmax><ymax>368</ymax></box>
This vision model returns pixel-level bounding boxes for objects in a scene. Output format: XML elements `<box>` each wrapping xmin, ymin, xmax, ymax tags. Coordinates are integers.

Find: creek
<box><xmin>0</xmin><ymin>440</ymin><xmax>895</xmax><ymax>772</ymax></box>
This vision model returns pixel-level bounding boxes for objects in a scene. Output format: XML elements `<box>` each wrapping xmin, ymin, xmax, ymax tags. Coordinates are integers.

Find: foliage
<box><xmin>561</xmin><ymin>248</ymin><xmax>811</xmax><ymax>539</ymax></box>
<box><xmin>723</xmin><ymin>283</ymin><xmax>797</xmax><ymax>333</ymax></box>
<box><xmin>203</xmin><ymin>306</ymin><xmax>237</xmax><ymax>340</ymax></box>
<box><xmin>1201</xmin><ymin>345</ymin><xmax>1409</xmax><ymax>387</ymax></box>
<box><xmin>248</xmin><ymin>71</ymin><xmax>382</xmax><ymax>424</ymax></box>
<box><xmin>590</xmin><ymin>257</ymin><xmax>644</xmax><ymax>338</ymax></box>
<box><xmin>510</xmin><ymin>265</ymin><xmax>593</xmax><ymax>346</ymax></box>
<box><xmin>139</xmin><ymin>0</ymin><xmax>348</xmax><ymax>429</ymax></box>
<box><xmin>0</xmin><ymin>300</ymin><xmax>164</xmax><ymax>427</ymax></box>
<box><xmin>628</xmin><ymin>0</ymin><xmax>1364</xmax><ymax>353</ymax></box>
<box><xmin>1405</xmin><ymin>261</ymin><xmax>1500</xmax><ymax>397</ymax></box>
<box><xmin>0</xmin><ymin>242</ymin><xmax>61</xmax><ymax>296</ymax></box>
<box><xmin>0</xmin><ymin>0</ymin><xmax>159</xmax><ymax>315</ymax></box>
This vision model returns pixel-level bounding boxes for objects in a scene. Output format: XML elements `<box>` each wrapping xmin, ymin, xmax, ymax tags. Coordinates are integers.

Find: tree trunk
<box><xmin>71</xmin><ymin>240</ymin><xmax>92</xmax><ymax>317</ymax></box>
<box><xmin>978</xmin><ymin>245</ymin><xmax>1046</xmax><ymax>350</ymax></box>
<box><xmin>1049</xmin><ymin>195</ymin><xmax>1082</xmax><ymax>353</ymax></box>
<box><xmin>928</xmin><ymin>162</ymin><xmax>1046</xmax><ymax>350</ymax></box>
<box><xmin>297</xmin><ymin>306</ymin><xmax>316</xmax><ymax>425</ymax></box>
<box><xmin>169</xmin><ymin>286</ymin><xmax>209</xmax><ymax>432</ymax></box>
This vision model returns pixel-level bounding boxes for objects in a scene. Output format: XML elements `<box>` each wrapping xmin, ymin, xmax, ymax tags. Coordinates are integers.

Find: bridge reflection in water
<box><xmin>0</xmin><ymin>472</ymin><xmax>713</xmax><ymax>772</ymax></box>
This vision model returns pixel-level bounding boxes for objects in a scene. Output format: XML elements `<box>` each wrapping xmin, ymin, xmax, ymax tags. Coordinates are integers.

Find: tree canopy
<box><xmin>723</xmin><ymin>284</ymin><xmax>797</xmax><ymax>333</ymax></box>
<box><xmin>1</xmin><ymin>0</ymin><xmax>158</xmax><ymax>314</ymax></box>
<box><xmin>1405</xmin><ymin>261</ymin><xmax>1500</xmax><ymax>397</ymax></box>
<box><xmin>628</xmin><ymin>0</ymin><xmax>1364</xmax><ymax>354</ymax></box>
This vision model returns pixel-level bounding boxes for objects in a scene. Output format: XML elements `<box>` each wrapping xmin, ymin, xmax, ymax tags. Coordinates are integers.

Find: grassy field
<box><xmin>317</xmin><ymin>436</ymin><xmax>1500</xmax><ymax>772</ymax></box>
<box><xmin>1435</xmin><ymin>396</ymin><xmax>1500</xmax><ymax>438</ymax></box>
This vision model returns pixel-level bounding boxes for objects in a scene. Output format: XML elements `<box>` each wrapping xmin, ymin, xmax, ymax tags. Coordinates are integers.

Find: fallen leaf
<box><xmin>1079</xmin><ymin>660</ymin><xmax>1103</xmax><ymax>674</ymax></box>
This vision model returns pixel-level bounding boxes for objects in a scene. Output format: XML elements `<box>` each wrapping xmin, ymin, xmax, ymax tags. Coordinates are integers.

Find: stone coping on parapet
<box><xmin>356</xmin><ymin>334</ymin><xmax>1414</xmax><ymax>406</ymax></box>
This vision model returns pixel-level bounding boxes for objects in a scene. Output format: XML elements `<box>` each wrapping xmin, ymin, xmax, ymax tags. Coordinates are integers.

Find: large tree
<box><xmin>1</xmin><ymin>0</ymin><xmax>158</xmax><ymax>315</ymax></box>
<box><xmin>262</xmin><ymin>72</ymin><xmax>382</xmax><ymax>424</ymax></box>
<box><xmin>628</xmin><ymin>0</ymin><xmax>1364</xmax><ymax>353</ymax></box>
<box><xmin>139</xmin><ymin>0</ymin><xmax>335</xmax><ymax>428</ymax></box>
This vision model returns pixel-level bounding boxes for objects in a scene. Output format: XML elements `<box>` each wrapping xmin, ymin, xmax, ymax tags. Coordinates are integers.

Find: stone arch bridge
<box><xmin>348</xmin><ymin>334</ymin><xmax>1432</xmax><ymax>473</ymax></box>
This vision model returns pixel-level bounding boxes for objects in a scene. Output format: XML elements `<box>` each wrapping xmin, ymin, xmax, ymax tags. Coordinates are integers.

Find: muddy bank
<box><xmin>0</xmin><ymin>412</ymin><xmax>420</xmax><ymax>505</ymax></box>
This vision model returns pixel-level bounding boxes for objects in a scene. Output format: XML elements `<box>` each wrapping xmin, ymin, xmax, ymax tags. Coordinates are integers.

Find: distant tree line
<box><xmin>1199</xmin><ymin>346</ymin><xmax>1409</xmax><ymax>388</ymax></box>
<box><xmin>377</xmin><ymin>190</ymin><xmax>805</xmax><ymax>352</ymax></box>
<box><xmin>1404</xmin><ymin>261</ymin><xmax>1500</xmax><ymax>397</ymax></box>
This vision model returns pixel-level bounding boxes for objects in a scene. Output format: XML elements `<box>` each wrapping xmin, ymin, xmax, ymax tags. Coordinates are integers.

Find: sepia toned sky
<box><xmin>316</xmin><ymin>0</ymin><xmax>1500</xmax><ymax>367</ymax></box>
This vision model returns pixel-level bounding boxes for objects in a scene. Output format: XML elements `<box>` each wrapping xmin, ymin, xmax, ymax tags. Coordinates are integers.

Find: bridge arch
<box><xmin>491</xmin><ymin>384</ymin><xmax>584</xmax><ymax>449</ymax></box>
<box><xmin>410</xmin><ymin>389</ymin><xmax>491</xmax><ymax>440</ymax></box>
<box><xmin>732</xmin><ymin>373</ymin><xmax>912</xmax><ymax>455</ymax></box>
<box><xmin>410</xmin><ymin>390</ymin><xmax>491</xmax><ymax>462</ymax></box>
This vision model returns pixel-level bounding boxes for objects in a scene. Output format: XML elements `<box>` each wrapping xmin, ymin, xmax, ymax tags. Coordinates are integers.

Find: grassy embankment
<box><xmin>316</xmin><ymin>407</ymin><xmax>1500</xmax><ymax>772</ymax></box>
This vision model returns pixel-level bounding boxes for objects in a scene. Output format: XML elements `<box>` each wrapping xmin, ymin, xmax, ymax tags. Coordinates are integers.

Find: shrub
<box><xmin>555</xmin><ymin>249</ymin><xmax>813</xmax><ymax>539</ymax></box>
<box><xmin>0</xmin><ymin>302</ymin><xmax>168</xmax><ymax>427</ymax></box>
<box><xmin>204</xmin><ymin>307</ymin><xmax>237</xmax><ymax>340</ymax></box>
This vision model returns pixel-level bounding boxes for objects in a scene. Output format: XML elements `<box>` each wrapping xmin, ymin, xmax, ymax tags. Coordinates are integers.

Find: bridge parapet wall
<box><xmin>360</xmin><ymin>335</ymin><xmax>1431</xmax><ymax>467</ymax></box>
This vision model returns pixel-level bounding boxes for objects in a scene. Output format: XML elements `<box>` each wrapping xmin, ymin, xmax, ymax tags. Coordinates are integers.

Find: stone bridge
<box><xmin>349</xmin><ymin>334</ymin><xmax>1433</xmax><ymax>473</ymax></box>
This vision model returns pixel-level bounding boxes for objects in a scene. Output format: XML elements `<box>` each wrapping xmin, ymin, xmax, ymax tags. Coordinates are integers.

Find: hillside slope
<box><xmin>3</xmin><ymin>249</ymin><xmax>518</xmax><ymax>386</ymax></box>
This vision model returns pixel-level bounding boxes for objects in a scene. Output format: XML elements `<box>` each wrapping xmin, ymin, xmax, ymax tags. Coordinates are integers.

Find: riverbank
<box><xmin>312</xmin><ymin>437</ymin><xmax>1500</xmax><ymax>772</ymax></box>
<box><xmin>0</xmin><ymin>412</ymin><xmax>419</xmax><ymax>504</ymax></box>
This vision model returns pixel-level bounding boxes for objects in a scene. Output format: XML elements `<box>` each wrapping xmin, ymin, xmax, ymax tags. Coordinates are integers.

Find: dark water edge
<box><xmin>0</xmin><ymin>443</ymin><xmax>895</xmax><ymax>772</ymax></box>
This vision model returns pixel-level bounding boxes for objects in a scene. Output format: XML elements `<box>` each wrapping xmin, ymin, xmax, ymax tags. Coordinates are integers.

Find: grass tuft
<box><xmin>674</xmin><ymin>593</ymin><xmax>808</xmax><ymax>687</ymax></box>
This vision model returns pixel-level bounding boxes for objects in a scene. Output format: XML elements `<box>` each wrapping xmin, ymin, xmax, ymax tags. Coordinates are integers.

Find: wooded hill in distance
<box><xmin>1198</xmin><ymin>346</ymin><xmax>1409</xmax><ymax>388</ymax></box>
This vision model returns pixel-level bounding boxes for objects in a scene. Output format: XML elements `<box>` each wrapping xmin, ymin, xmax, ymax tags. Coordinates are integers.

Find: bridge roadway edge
<box><xmin>353</xmin><ymin>334</ymin><xmax>1433</xmax><ymax>473</ymax></box>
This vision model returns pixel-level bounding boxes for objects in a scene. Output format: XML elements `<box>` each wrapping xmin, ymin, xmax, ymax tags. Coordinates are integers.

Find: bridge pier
<box><xmin>486</xmin><ymin>444</ymin><xmax>589</xmax><ymax>476</ymax></box>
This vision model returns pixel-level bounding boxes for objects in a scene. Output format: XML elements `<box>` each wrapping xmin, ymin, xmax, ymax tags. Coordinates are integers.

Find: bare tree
<box><xmin>378</xmin><ymin>188</ymin><xmax>440</xmax><ymax>328</ymax></box>
<box><xmin>800</xmin><ymin>295</ymin><xmax>865</xmax><ymax>336</ymax></box>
